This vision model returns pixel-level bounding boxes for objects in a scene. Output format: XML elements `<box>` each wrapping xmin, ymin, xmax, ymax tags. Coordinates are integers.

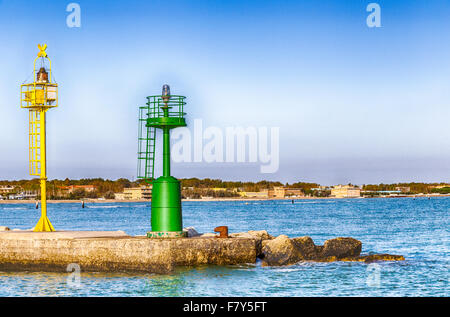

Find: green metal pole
<box><xmin>163</xmin><ymin>128</ymin><xmax>170</xmax><ymax>177</ymax></box>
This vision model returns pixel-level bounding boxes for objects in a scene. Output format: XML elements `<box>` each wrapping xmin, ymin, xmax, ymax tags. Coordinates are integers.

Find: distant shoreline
<box><xmin>0</xmin><ymin>194</ymin><xmax>449</xmax><ymax>204</ymax></box>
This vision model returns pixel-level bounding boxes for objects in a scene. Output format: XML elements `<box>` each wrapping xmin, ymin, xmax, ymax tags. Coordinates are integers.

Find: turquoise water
<box><xmin>0</xmin><ymin>197</ymin><xmax>448</xmax><ymax>296</ymax></box>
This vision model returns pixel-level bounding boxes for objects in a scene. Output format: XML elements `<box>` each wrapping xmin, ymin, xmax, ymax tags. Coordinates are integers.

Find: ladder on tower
<box><xmin>29</xmin><ymin>110</ymin><xmax>41</xmax><ymax>176</ymax></box>
<box><xmin>138</xmin><ymin>107</ymin><xmax>156</xmax><ymax>183</ymax></box>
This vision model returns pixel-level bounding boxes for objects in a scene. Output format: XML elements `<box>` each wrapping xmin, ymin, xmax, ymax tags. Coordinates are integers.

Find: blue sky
<box><xmin>0</xmin><ymin>0</ymin><xmax>449</xmax><ymax>185</ymax></box>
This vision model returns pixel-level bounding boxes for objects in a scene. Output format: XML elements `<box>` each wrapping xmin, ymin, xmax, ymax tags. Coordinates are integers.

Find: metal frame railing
<box><xmin>137</xmin><ymin>95</ymin><xmax>187</xmax><ymax>183</ymax></box>
<box><xmin>146</xmin><ymin>95</ymin><xmax>186</xmax><ymax>119</ymax></box>
<box><xmin>137</xmin><ymin>106</ymin><xmax>156</xmax><ymax>183</ymax></box>
<box><xmin>20</xmin><ymin>82</ymin><xmax>58</xmax><ymax>109</ymax></box>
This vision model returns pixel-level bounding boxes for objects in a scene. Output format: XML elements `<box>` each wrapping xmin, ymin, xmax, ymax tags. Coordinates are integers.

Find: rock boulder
<box><xmin>247</xmin><ymin>230</ymin><xmax>274</xmax><ymax>241</ymax></box>
<box><xmin>261</xmin><ymin>235</ymin><xmax>304</xmax><ymax>266</ymax></box>
<box><xmin>183</xmin><ymin>227</ymin><xmax>201</xmax><ymax>238</ymax></box>
<box><xmin>230</xmin><ymin>230</ymin><xmax>274</xmax><ymax>257</ymax></box>
<box><xmin>360</xmin><ymin>254</ymin><xmax>405</xmax><ymax>263</ymax></box>
<box><xmin>321</xmin><ymin>237</ymin><xmax>362</xmax><ymax>259</ymax></box>
<box><xmin>292</xmin><ymin>236</ymin><xmax>319</xmax><ymax>260</ymax></box>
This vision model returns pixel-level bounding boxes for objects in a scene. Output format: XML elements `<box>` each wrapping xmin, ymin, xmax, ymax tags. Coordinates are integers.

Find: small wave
<box><xmin>266</xmin><ymin>266</ymin><xmax>303</xmax><ymax>272</ymax></box>
<box><xmin>276</xmin><ymin>201</ymin><xmax>334</xmax><ymax>205</ymax></box>
<box><xmin>0</xmin><ymin>207</ymin><xmax>29</xmax><ymax>210</ymax></box>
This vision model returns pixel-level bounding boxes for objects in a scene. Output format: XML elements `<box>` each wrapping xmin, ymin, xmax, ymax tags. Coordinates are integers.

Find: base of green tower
<box><xmin>150</xmin><ymin>175</ymin><xmax>183</xmax><ymax>233</ymax></box>
<box><xmin>146</xmin><ymin>231</ymin><xmax>187</xmax><ymax>239</ymax></box>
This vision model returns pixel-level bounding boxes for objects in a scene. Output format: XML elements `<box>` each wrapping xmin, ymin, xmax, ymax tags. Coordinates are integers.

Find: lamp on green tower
<box><xmin>138</xmin><ymin>85</ymin><xmax>187</xmax><ymax>238</ymax></box>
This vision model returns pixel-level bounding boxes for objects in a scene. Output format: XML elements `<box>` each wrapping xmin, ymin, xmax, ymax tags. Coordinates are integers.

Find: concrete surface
<box><xmin>0</xmin><ymin>231</ymin><xmax>257</xmax><ymax>274</ymax></box>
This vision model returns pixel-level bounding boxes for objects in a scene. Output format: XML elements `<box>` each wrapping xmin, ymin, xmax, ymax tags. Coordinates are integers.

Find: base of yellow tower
<box><xmin>33</xmin><ymin>216</ymin><xmax>55</xmax><ymax>232</ymax></box>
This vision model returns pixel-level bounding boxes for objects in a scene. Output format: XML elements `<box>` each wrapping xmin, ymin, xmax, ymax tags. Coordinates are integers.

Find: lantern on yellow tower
<box><xmin>20</xmin><ymin>44</ymin><xmax>58</xmax><ymax>232</ymax></box>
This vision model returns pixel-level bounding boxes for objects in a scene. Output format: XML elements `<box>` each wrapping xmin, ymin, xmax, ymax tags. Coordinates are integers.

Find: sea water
<box><xmin>0</xmin><ymin>197</ymin><xmax>448</xmax><ymax>296</ymax></box>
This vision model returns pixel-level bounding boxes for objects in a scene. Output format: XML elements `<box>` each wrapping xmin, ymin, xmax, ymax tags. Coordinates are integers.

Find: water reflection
<box><xmin>0</xmin><ymin>198</ymin><xmax>448</xmax><ymax>296</ymax></box>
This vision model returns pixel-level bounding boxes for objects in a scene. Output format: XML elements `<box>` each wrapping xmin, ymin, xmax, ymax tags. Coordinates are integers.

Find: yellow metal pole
<box><xmin>33</xmin><ymin>109</ymin><xmax>54</xmax><ymax>232</ymax></box>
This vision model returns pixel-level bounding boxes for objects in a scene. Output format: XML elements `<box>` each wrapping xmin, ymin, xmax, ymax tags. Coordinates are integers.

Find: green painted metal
<box><xmin>145</xmin><ymin>95</ymin><xmax>186</xmax><ymax>129</ymax></box>
<box><xmin>137</xmin><ymin>93</ymin><xmax>187</xmax><ymax>236</ymax></box>
<box><xmin>137</xmin><ymin>95</ymin><xmax>186</xmax><ymax>183</ymax></box>
<box><xmin>137</xmin><ymin>108</ymin><xmax>156</xmax><ymax>183</ymax></box>
<box><xmin>163</xmin><ymin>127</ymin><xmax>171</xmax><ymax>177</ymax></box>
<box><xmin>151</xmin><ymin>176</ymin><xmax>183</xmax><ymax>232</ymax></box>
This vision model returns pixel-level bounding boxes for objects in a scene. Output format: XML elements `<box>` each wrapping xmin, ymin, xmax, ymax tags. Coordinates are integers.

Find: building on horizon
<box><xmin>114</xmin><ymin>192</ymin><xmax>125</xmax><ymax>200</ymax></box>
<box><xmin>0</xmin><ymin>185</ymin><xmax>15</xmax><ymax>194</ymax></box>
<box><xmin>428</xmin><ymin>184</ymin><xmax>450</xmax><ymax>189</ymax></box>
<box><xmin>268</xmin><ymin>186</ymin><xmax>304</xmax><ymax>198</ymax></box>
<box><xmin>121</xmin><ymin>186</ymin><xmax>152</xmax><ymax>200</ymax></box>
<box><xmin>58</xmin><ymin>185</ymin><xmax>97</xmax><ymax>194</ymax></box>
<box><xmin>330</xmin><ymin>185</ymin><xmax>361</xmax><ymax>198</ymax></box>
<box><xmin>238</xmin><ymin>186</ymin><xmax>305</xmax><ymax>199</ymax></box>
<box><xmin>7</xmin><ymin>190</ymin><xmax>38</xmax><ymax>200</ymax></box>
<box><xmin>395</xmin><ymin>186</ymin><xmax>411</xmax><ymax>193</ymax></box>
<box><xmin>0</xmin><ymin>186</ymin><xmax>38</xmax><ymax>200</ymax></box>
<box><xmin>239</xmin><ymin>190</ymin><xmax>269</xmax><ymax>199</ymax></box>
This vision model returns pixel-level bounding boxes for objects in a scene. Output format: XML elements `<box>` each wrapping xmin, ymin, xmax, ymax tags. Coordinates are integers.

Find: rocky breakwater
<box><xmin>229</xmin><ymin>230</ymin><xmax>404</xmax><ymax>266</ymax></box>
<box><xmin>0</xmin><ymin>226</ymin><xmax>404</xmax><ymax>273</ymax></box>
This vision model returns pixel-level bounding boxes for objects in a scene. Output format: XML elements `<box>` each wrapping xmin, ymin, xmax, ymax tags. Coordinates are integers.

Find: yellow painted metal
<box><xmin>21</xmin><ymin>44</ymin><xmax>57</xmax><ymax>232</ymax></box>
<box><xmin>37</xmin><ymin>44</ymin><xmax>48</xmax><ymax>58</ymax></box>
<box><xmin>20</xmin><ymin>44</ymin><xmax>57</xmax><ymax>110</ymax></box>
<box><xmin>21</xmin><ymin>83</ymin><xmax>58</xmax><ymax>109</ymax></box>
<box><xmin>29</xmin><ymin>110</ymin><xmax>41</xmax><ymax>176</ymax></box>
<box><xmin>33</xmin><ymin>109</ymin><xmax>54</xmax><ymax>232</ymax></box>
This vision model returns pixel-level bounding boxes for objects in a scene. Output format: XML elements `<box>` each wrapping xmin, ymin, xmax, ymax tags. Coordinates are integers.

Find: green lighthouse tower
<box><xmin>138</xmin><ymin>85</ymin><xmax>187</xmax><ymax>238</ymax></box>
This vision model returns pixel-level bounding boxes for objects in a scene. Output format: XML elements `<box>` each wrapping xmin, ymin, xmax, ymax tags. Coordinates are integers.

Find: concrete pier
<box><xmin>0</xmin><ymin>230</ymin><xmax>404</xmax><ymax>273</ymax></box>
<box><xmin>0</xmin><ymin>231</ymin><xmax>257</xmax><ymax>274</ymax></box>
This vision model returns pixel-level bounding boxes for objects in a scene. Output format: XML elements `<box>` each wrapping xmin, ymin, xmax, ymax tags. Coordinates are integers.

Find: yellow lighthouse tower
<box><xmin>20</xmin><ymin>44</ymin><xmax>58</xmax><ymax>232</ymax></box>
